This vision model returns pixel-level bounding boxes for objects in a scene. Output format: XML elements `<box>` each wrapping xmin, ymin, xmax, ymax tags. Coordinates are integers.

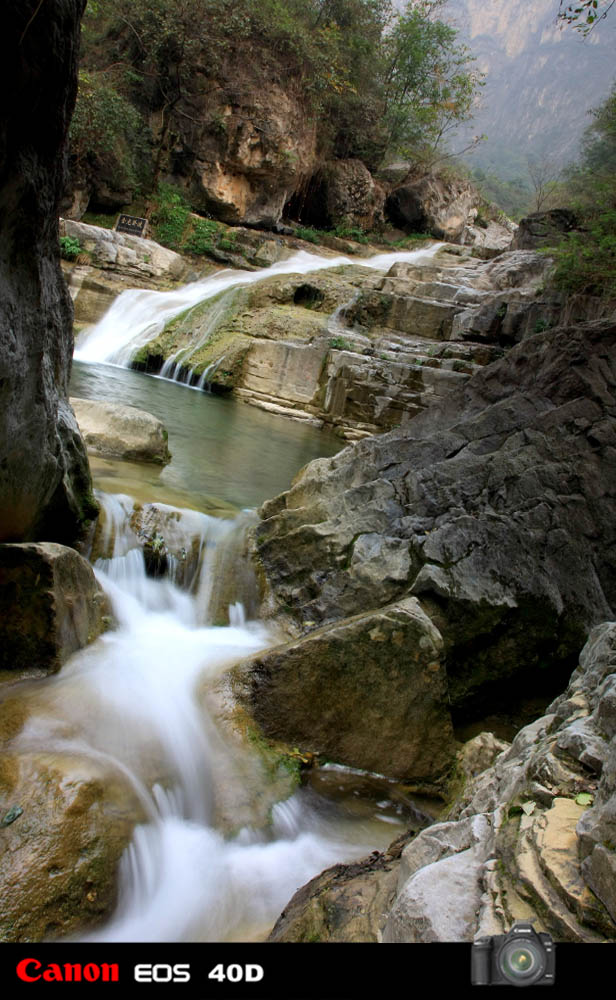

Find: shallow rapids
<box><xmin>9</xmin><ymin>495</ymin><xmax>405</xmax><ymax>942</ymax></box>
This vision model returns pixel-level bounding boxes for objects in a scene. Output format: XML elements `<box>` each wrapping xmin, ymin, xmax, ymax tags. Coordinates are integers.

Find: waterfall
<box><xmin>8</xmin><ymin>492</ymin><xmax>401</xmax><ymax>942</ymax></box>
<box><xmin>74</xmin><ymin>246</ymin><xmax>443</xmax><ymax>370</ymax></box>
<box><xmin>40</xmin><ymin>242</ymin><xmax>442</xmax><ymax>941</ymax></box>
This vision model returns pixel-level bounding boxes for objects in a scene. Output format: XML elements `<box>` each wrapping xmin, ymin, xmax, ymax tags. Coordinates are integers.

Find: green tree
<box><xmin>381</xmin><ymin>0</ymin><xmax>482</xmax><ymax>163</ymax></box>
<box><xmin>550</xmin><ymin>83</ymin><xmax>616</xmax><ymax>296</ymax></box>
<box><xmin>69</xmin><ymin>70</ymin><xmax>150</xmax><ymax>193</ymax></box>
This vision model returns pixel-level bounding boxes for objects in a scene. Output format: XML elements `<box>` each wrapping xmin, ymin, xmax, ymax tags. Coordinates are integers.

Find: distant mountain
<box><xmin>396</xmin><ymin>0</ymin><xmax>616</xmax><ymax>179</ymax></box>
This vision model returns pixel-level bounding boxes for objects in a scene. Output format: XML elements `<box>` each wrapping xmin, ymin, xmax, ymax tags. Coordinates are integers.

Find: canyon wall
<box><xmin>0</xmin><ymin>0</ymin><xmax>95</xmax><ymax>543</ymax></box>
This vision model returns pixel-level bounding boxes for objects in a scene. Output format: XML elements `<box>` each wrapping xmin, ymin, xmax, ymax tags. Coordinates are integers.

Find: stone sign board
<box><xmin>115</xmin><ymin>214</ymin><xmax>148</xmax><ymax>237</ymax></box>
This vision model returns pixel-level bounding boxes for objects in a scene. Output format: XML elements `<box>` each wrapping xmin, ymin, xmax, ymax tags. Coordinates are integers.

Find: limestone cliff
<box><xmin>0</xmin><ymin>1</ymin><xmax>95</xmax><ymax>543</ymax></box>
<box><xmin>445</xmin><ymin>0</ymin><xmax>616</xmax><ymax>171</ymax></box>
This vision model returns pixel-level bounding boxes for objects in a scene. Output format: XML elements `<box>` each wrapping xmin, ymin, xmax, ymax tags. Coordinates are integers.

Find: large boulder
<box><xmin>61</xmin><ymin>219</ymin><xmax>187</xmax><ymax>282</ymax></box>
<box><xmin>254</xmin><ymin>319</ymin><xmax>616</xmax><ymax>725</ymax></box>
<box><xmin>0</xmin><ymin>543</ymin><xmax>110</xmax><ymax>676</ymax></box>
<box><xmin>511</xmin><ymin>209</ymin><xmax>578</xmax><ymax>250</ymax></box>
<box><xmin>70</xmin><ymin>397</ymin><xmax>171</xmax><ymax>465</ymax></box>
<box><xmin>168</xmin><ymin>82</ymin><xmax>318</xmax><ymax>227</ymax></box>
<box><xmin>0</xmin><ymin>0</ymin><xmax>96</xmax><ymax>544</ymax></box>
<box><xmin>236</xmin><ymin>597</ymin><xmax>454</xmax><ymax>789</ymax></box>
<box><xmin>386</xmin><ymin>173</ymin><xmax>479</xmax><ymax>242</ymax></box>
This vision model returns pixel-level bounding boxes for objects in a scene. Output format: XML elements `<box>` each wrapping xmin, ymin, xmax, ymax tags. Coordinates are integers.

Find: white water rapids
<box><xmin>74</xmin><ymin>245</ymin><xmax>443</xmax><ymax>369</ymax></box>
<box><xmin>13</xmin><ymin>497</ymin><xmax>403</xmax><ymax>942</ymax></box>
<box><xmin>40</xmin><ymin>245</ymin><xmax>442</xmax><ymax>940</ymax></box>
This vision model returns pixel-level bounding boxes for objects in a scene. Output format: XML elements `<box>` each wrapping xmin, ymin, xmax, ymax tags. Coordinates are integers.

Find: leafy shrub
<box><xmin>59</xmin><ymin>236</ymin><xmax>82</xmax><ymax>260</ymax></box>
<box><xmin>550</xmin><ymin>212</ymin><xmax>616</xmax><ymax>297</ymax></box>
<box><xmin>70</xmin><ymin>70</ymin><xmax>149</xmax><ymax>192</ymax></box>
<box><xmin>150</xmin><ymin>184</ymin><xmax>190</xmax><ymax>251</ymax></box>
<box><xmin>332</xmin><ymin>223</ymin><xmax>369</xmax><ymax>243</ymax></box>
<box><xmin>183</xmin><ymin>218</ymin><xmax>221</xmax><ymax>255</ymax></box>
<box><xmin>295</xmin><ymin>226</ymin><xmax>320</xmax><ymax>244</ymax></box>
<box><xmin>329</xmin><ymin>336</ymin><xmax>352</xmax><ymax>350</ymax></box>
<box><xmin>548</xmin><ymin>84</ymin><xmax>616</xmax><ymax>298</ymax></box>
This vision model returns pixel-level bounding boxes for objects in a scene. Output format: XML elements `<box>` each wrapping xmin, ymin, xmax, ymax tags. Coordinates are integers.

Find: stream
<box><xmin>14</xmin><ymin>245</ymin><xmax>443</xmax><ymax>942</ymax></box>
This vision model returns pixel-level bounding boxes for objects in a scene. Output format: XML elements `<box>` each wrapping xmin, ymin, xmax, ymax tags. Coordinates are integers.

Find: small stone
<box><xmin>0</xmin><ymin>806</ymin><xmax>23</xmax><ymax>828</ymax></box>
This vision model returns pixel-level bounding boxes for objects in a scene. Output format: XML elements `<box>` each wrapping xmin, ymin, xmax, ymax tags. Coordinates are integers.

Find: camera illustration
<box><xmin>471</xmin><ymin>922</ymin><xmax>555</xmax><ymax>987</ymax></box>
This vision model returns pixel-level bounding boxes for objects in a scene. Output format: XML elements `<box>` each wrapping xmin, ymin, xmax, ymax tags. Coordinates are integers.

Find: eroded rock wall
<box><xmin>0</xmin><ymin>1</ymin><xmax>95</xmax><ymax>543</ymax></box>
<box><xmin>253</xmin><ymin>319</ymin><xmax>616</xmax><ymax>733</ymax></box>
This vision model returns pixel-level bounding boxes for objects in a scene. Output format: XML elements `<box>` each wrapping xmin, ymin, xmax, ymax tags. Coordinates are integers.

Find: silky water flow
<box><xmin>34</xmin><ymin>245</ymin><xmax>444</xmax><ymax>941</ymax></box>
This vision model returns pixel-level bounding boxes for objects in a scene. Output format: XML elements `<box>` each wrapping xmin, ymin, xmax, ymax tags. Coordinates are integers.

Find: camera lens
<box><xmin>499</xmin><ymin>939</ymin><xmax>546</xmax><ymax>985</ymax></box>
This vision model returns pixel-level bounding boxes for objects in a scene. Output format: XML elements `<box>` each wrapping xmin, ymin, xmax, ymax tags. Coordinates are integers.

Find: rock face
<box><xmin>132</xmin><ymin>245</ymin><xmax>557</xmax><ymax>441</ymax></box>
<box><xmin>0</xmin><ymin>0</ymin><xmax>96</xmax><ymax>544</ymax></box>
<box><xmin>71</xmin><ymin>397</ymin><xmax>171</xmax><ymax>465</ymax></box>
<box><xmin>386</xmin><ymin>173</ymin><xmax>479</xmax><ymax>242</ymax></box>
<box><xmin>293</xmin><ymin>159</ymin><xmax>385</xmax><ymax>231</ymax></box>
<box><xmin>511</xmin><ymin>209</ymin><xmax>578</xmax><ymax>250</ymax></box>
<box><xmin>0</xmin><ymin>543</ymin><xmax>110</xmax><ymax>676</ymax></box>
<box><xmin>271</xmin><ymin>624</ymin><xmax>616</xmax><ymax>943</ymax></box>
<box><xmin>449</xmin><ymin>0</ymin><xmax>615</xmax><ymax>170</ymax></box>
<box><xmin>253</xmin><ymin>319</ymin><xmax>616</xmax><ymax>733</ymax></box>
<box><xmin>168</xmin><ymin>81</ymin><xmax>317</xmax><ymax>227</ymax></box>
<box><xmin>237</xmin><ymin>597</ymin><xmax>454</xmax><ymax>789</ymax></box>
<box><xmin>384</xmin><ymin>622</ymin><xmax>616</xmax><ymax>943</ymax></box>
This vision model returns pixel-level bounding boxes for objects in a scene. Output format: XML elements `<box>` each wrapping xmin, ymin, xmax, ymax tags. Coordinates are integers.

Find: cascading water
<box><xmin>42</xmin><ymin>245</ymin><xmax>442</xmax><ymax>941</ymax></box>
<box><xmin>74</xmin><ymin>246</ymin><xmax>443</xmax><ymax>371</ymax></box>
<box><xmin>9</xmin><ymin>493</ymin><xmax>405</xmax><ymax>942</ymax></box>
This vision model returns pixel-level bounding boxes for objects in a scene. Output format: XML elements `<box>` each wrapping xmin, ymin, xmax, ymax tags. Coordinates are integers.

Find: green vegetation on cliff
<box><xmin>73</xmin><ymin>0</ymin><xmax>481</xmax><ymax>210</ymax></box>
<box><xmin>550</xmin><ymin>83</ymin><xmax>616</xmax><ymax>297</ymax></box>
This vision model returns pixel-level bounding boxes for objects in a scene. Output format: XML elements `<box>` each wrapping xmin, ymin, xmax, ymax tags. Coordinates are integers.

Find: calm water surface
<box><xmin>71</xmin><ymin>360</ymin><xmax>342</xmax><ymax>512</ymax></box>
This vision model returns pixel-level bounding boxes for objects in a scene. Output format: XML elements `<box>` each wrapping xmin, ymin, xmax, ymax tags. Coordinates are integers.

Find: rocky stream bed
<box><xmin>1</xmin><ymin>0</ymin><xmax>615</xmax><ymax>945</ymax></box>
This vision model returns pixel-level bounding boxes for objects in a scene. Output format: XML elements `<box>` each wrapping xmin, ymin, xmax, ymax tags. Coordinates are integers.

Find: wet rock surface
<box><xmin>0</xmin><ymin>750</ymin><xmax>139</xmax><ymax>941</ymax></box>
<box><xmin>71</xmin><ymin>397</ymin><xmax>171</xmax><ymax>466</ymax></box>
<box><xmin>236</xmin><ymin>597</ymin><xmax>454</xmax><ymax>789</ymax></box>
<box><xmin>133</xmin><ymin>245</ymin><xmax>560</xmax><ymax>441</ymax></box>
<box><xmin>0</xmin><ymin>0</ymin><xmax>95</xmax><ymax>545</ymax></box>
<box><xmin>0</xmin><ymin>543</ymin><xmax>110</xmax><ymax>676</ymax></box>
<box><xmin>268</xmin><ymin>833</ymin><xmax>413</xmax><ymax>943</ymax></box>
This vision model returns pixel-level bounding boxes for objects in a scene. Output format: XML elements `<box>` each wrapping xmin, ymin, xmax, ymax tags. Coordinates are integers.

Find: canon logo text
<box><xmin>16</xmin><ymin>959</ymin><xmax>119</xmax><ymax>983</ymax></box>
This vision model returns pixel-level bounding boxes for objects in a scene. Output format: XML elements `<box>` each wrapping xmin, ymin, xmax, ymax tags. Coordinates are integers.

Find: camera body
<box><xmin>471</xmin><ymin>922</ymin><xmax>555</xmax><ymax>987</ymax></box>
